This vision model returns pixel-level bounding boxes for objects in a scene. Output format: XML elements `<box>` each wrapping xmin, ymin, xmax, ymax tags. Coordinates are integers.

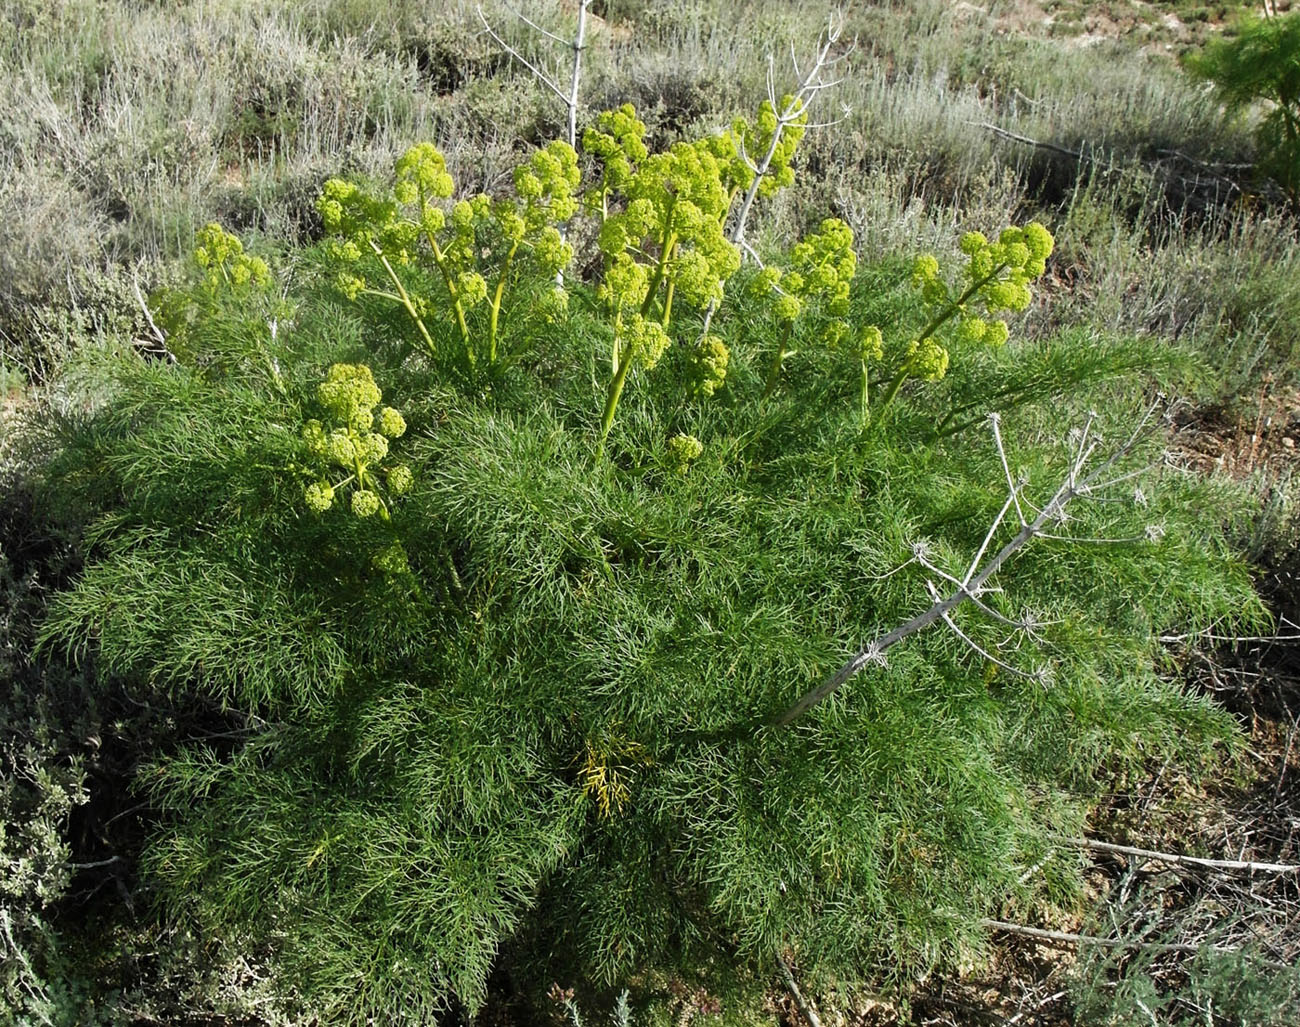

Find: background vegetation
<box><xmin>3</xmin><ymin>1</ymin><xmax>1300</xmax><ymax>1024</ymax></box>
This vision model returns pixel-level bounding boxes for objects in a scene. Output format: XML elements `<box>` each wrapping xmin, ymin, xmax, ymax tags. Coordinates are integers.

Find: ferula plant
<box><xmin>28</xmin><ymin>95</ymin><xmax>1262</xmax><ymax>1026</ymax></box>
<box><xmin>1187</xmin><ymin>9</ymin><xmax>1300</xmax><ymax>206</ymax></box>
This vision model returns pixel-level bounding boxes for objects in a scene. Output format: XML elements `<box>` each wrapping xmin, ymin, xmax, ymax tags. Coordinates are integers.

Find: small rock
<box><xmin>1283</xmin><ymin>437</ymin><xmax>1295</xmax><ymax>449</ymax></box>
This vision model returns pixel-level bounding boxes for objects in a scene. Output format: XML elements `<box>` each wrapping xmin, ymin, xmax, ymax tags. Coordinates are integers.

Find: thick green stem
<box><xmin>488</xmin><ymin>242</ymin><xmax>519</xmax><ymax>364</ymax></box>
<box><xmin>660</xmin><ymin>277</ymin><xmax>676</xmax><ymax>329</ymax></box>
<box><xmin>641</xmin><ymin>232</ymin><xmax>678</xmax><ymax>320</ymax></box>
<box><xmin>641</xmin><ymin>195</ymin><xmax>679</xmax><ymax>319</ymax></box>
<box><xmin>860</xmin><ymin>359</ymin><xmax>870</xmax><ymax>432</ymax></box>
<box><xmin>368</xmin><ymin>240</ymin><xmax>436</xmax><ymax>357</ymax></box>
<box><xmin>761</xmin><ymin>322</ymin><xmax>794</xmax><ymax>400</ymax></box>
<box><xmin>875</xmin><ymin>366</ymin><xmax>910</xmax><ymax>422</ymax></box>
<box><xmin>600</xmin><ymin>331</ymin><xmax>635</xmax><ymax>444</ymax></box>
<box><xmin>611</xmin><ymin>309</ymin><xmax>623</xmax><ymax>374</ymax></box>
<box><xmin>429</xmin><ymin>236</ymin><xmax>473</xmax><ymax>365</ymax></box>
<box><xmin>360</xmin><ymin>287</ymin><xmax>403</xmax><ymax>303</ymax></box>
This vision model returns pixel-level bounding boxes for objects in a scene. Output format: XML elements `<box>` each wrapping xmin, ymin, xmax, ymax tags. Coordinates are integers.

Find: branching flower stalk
<box><xmin>415</xmin><ymin>193</ymin><xmax>473</xmax><ymax>358</ymax></box>
<box><xmin>319</xmin><ymin>142</ymin><xmax>575</xmax><ymax>371</ymax></box>
<box><xmin>871</xmin><ymin>224</ymin><xmax>1055</xmax><ymax>429</ymax></box>
<box><xmin>771</xmin><ymin>403</ymin><xmax>1165</xmax><ymax>727</ymax></box>
<box><xmin>751</xmin><ymin>217</ymin><xmax>857</xmax><ymax>400</ymax></box>
<box><xmin>591</xmin><ymin>127</ymin><xmax>738</xmax><ymax>443</ymax></box>
<box><xmin>365</xmin><ymin>238</ymin><xmax>439</xmax><ymax>357</ymax></box>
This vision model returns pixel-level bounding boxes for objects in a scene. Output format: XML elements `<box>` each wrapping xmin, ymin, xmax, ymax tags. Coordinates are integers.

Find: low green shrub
<box><xmin>1068</xmin><ymin>887</ymin><xmax>1300</xmax><ymax>1027</ymax></box>
<box><xmin>26</xmin><ymin>102</ymin><xmax>1263</xmax><ymax>1023</ymax></box>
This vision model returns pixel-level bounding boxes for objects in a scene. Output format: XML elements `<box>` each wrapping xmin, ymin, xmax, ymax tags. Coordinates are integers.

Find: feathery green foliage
<box><xmin>1187</xmin><ymin>10</ymin><xmax>1300</xmax><ymax>204</ymax></box>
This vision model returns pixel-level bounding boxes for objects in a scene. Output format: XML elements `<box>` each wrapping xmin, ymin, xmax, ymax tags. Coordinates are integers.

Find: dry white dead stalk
<box><xmin>979</xmin><ymin>918</ymin><xmax>1251</xmax><ymax>958</ymax></box>
<box><xmin>772</xmin><ymin>405</ymin><xmax>1165</xmax><ymax>727</ymax></box>
<box><xmin>696</xmin><ymin>11</ymin><xmax>851</xmax><ymax>342</ymax></box>
<box><xmin>132</xmin><ymin>270</ymin><xmax>175</xmax><ymax>364</ymax></box>
<box><xmin>476</xmin><ymin>1</ymin><xmax>590</xmax><ymax>150</ymax></box>
<box><xmin>729</xmin><ymin>10</ymin><xmax>850</xmax><ymax>251</ymax></box>
<box><xmin>1059</xmin><ymin>836</ymin><xmax>1300</xmax><ymax>875</ymax></box>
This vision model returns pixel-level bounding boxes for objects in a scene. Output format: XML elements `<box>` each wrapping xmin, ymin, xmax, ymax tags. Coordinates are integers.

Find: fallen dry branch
<box><xmin>1061</xmin><ymin>836</ymin><xmax>1300</xmax><ymax>874</ymax></box>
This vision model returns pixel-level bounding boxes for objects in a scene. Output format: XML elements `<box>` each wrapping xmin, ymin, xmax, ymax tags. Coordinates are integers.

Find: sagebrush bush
<box><xmin>1068</xmin><ymin>886</ymin><xmax>1300</xmax><ymax>1027</ymax></box>
<box><xmin>20</xmin><ymin>100</ymin><xmax>1268</xmax><ymax>1025</ymax></box>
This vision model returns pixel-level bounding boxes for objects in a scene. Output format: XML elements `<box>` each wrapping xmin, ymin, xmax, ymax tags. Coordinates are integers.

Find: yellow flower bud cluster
<box><xmin>300</xmin><ymin>364</ymin><xmax>411</xmax><ymax>520</ymax></box>
<box><xmin>194</xmin><ymin>223</ymin><xmax>271</xmax><ymax>292</ymax></box>
<box><xmin>441</xmin><ymin>194</ymin><xmax>493</xmax><ymax>300</ymax></box>
<box><xmin>394</xmin><ymin>143</ymin><xmax>455</xmax><ymax>203</ymax></box>
<box><xmin>752</xmin><ymin>219</ymin><xmax>858</xmax><ymax>346</ymax></box>
<box><xmin>621</xmin><ymin>314</ymin><xmax>672</xmax><ymax>372</ymax></box>
<box><xmin>595</xmin><ymin>132</ymin><xmax>741</xmax><ymax>316</ymax></box>
<box><xmin>856</xmin><ymin>324</ymin><xmax>884</xmax><ymax>364</ymax></box>
<box><xmin>691</xmin><ymin>335</ymin><xmax>731</xmax><ymax>398</ymax></box>
<box><xmin>664</xmin><ymin>433</ymin><xmax>704</xmax><ymax>474</ymax></box>
<box><xmin>499</xmin><ymin>141</ymin><xmax>580</xmax><ymax>287</ymax></box>
<box><xmin>513</xmin><ymin>141</ymin><xmax>581</xmax><ymax>227</ymax></box>
<box><xmin>317</xmin><ymin>178</ymin><xmax>414</xmax><ymax>262</ymax></box>
<box><xmin>902</xmin><ymin>338</ymin><xmax>951</xmax><ymax>382</ymax></box>
<box><xmin>959</xmin><ymin>222</ymin><xmax>1054</xmax><ymax>318</ymax></box>
<box><xmin>318</xmin><ymin>137</ymin><xmax>584</xmax><ymax>363</ymax></box>
<box><xmin>372</xmin><ymin>540</ymin><xmax>411</xmax><ymax>576</ymax></box>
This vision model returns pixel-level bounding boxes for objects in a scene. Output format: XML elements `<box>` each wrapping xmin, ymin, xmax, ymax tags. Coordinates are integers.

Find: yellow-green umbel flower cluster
<box><xmin>316</xmin><ymin>169</ymin><xmax>437</xmax><ymax>353</ymax></box>
<box><xmin>909</xmin><ymin>223</ymin><xmax>1050</xmax><ymax>369</ymax></box>
<box><xmin>595</xmin><ymin>135</ymin><xmax>741</xmax><ymax>319</ymax></box>
<box><xmin>902</xmin><ymin>337</ymin><xmax>951</xmax><ymax>382</ymax></box>
<box><xmin>513</xmin><ymin>141</ymin><xmax>582</xmax><ymax>230</ymax></box>
<box><xmin>476</xmin><ymin>140</ymin><xmax>581</xmax><ymax>360</ymax></box>
<box><xmin>755</xmin><ymin>218</ymin><xmax>857</xmax><ymax>326</ymax></box>
<box><xmin>583</xmin><ymin>104</ymin><xmax>649</xmax><ymax>215</ymax></box>
<box><xmin>755</xmin><ymin>218</ymin><xmax>859</xmax><ymax>396</ymax></box>
<box><xmin>393</xmin><ymin>142</ymin><xmax>455</xmax><ymax>205</ymax></box>
<box><xmin>372</xmin><ymin>540</ymin><xmax>411</xmax><ymax>576</ymax></box>
<box><xmin>590</xmin><ymin>112</ymin><xmax>743</xmax><ymax>443</ymax></box>
<box><xmin>903</xmin><ymin>221</ymin><xmax>1054</xmax><ymax>379</ymax></box>
<box><xmin>691</xmin><ymin>335</ymin><xmax>731</xmax><ymax>398</ymax></box>
<box><xmin>869</xmin><ymin>222</ymin><xmax>1055</xmax><ymax>431</ymax></box>
<box><xmin>317</xmin><ymin>179</ymin><xmax>413</xmax><ymax>260</ymax></box>
<box><xmin>319</xmin><ymin>137</ymin><xmax>584</xmax><ymax>367</ymax></box>
<box><xmin>664</xmin><ymin>434</ymin><xmax>704</xmax><ymax>474</ymax></box>
<box><xmin>856</xmin><ymin>324</ymin><xmax>885</xmax><ymax>364</ymax></box>
<box><xmin>620</xmin><ymin>315</ymin><xmax>672</xmax><ymax>372</ymax></box>
<box><xmin>956</xmin><ymin>222</ymin><xmax>1054</xmax><ymax>337</ymax></box>
<box><xmin>194</xmin><ymin>223</ymin><xmax>271</xmax><ymax>292</ymax></box>
<box><xmin>301</xmin><ymin>364</ymin><xmax>411</xmax><ymax>520</ymax></box>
